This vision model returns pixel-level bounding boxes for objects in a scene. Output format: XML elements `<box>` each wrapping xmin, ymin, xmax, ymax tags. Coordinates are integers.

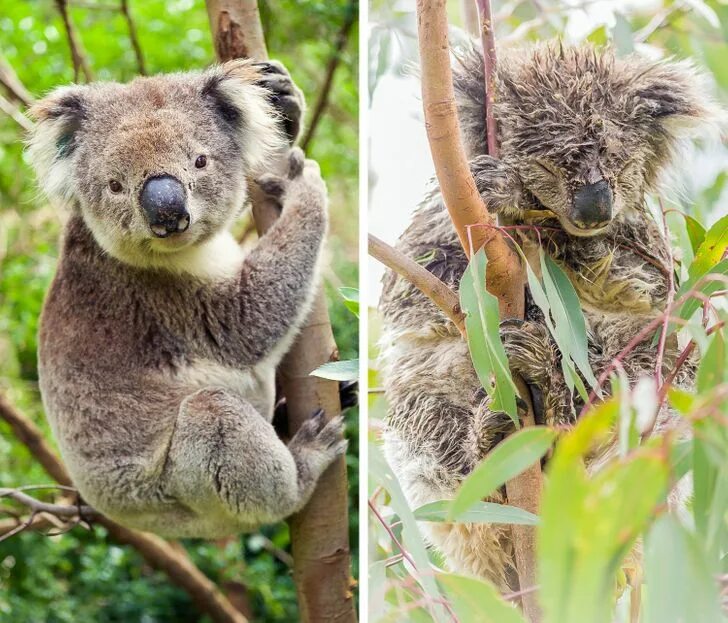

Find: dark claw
<box><xmin>251</xmin><ymin>60</ymin><xmax>286</xmax><ymax>75</ymax></box>
<box><xmin>255</xmin><ymin>175</ymin><xmax>285</xmax><ymax>198</ymax></box>
<box><xmin>340</xmin><ymin>380</ymin><xmax>359</xmax><ymax>410</ymax></box>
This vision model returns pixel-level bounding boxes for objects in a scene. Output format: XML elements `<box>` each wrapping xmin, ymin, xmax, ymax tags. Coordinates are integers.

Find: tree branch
<box><xmin>0</xmin><ymin>56</ymin><xmax>34</xmax><ymax>107</ymax></box>
<box><xmin>120</xmin><ymin>0</ymin><xmax>147</xmax><ymax>75</ymax></box>
<box><xmin>0</xmin><ymin>393</ymin><xmax>248</xmax><ymax>623</ymax></box>
<box><xmin>368</xmin><ymin>233</ymin><xmax>465</xmax><ymax>336</ymax></box>
<box><xmin>300</xmin><ymin>0</ymin><xmax>357</xmax><ymax>151</ymax></box>
<box><xmin>54</xmin><ymin>0</ymin><xmax>94</xmax><ymax>82</ymax></box>
<box><xmin>204</xmin><ymin>3</ymin><xmax>357</xmax><ymax>622</ymax></box>
<box><xmin>415</xmin><ymin>1</ymin><xmax>542</xmax><ymax>619</ymax></box>
<box><xmin>0</xmin><ymin>94</ymin><xmax>34</xmax><ymax>132</ymax></box>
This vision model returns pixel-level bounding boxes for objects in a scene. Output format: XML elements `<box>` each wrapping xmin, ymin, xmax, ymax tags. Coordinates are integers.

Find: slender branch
<box><xmin>0</xmin><ymin>488</ymin><xmax>95</xmax><ymax>519</ymax></box>
<box><xmin>54</xmin><ymin>0</ymin><xmax>94</xmax><ymax>82</ymax></box>
<box><xmin>0</xmin><ymin>392</ymin><xmax>248</xmax><ymax>623</ymax></box>
<box><xmin>0</xmin><ymin>56</ymin><xmax>34</xmax><ymax>107</ymax></box>
<box><xmin>204</xmin><ymin>4</ymin><xmax>356</xmax><ymax>622</ymax></box>
<box><xmin>0</xmin><ymin>94</ymin><xmax>34</xmax><ymax>132</ymax></box>
<box><xmin>300</xmin><ymin>0</ymin><xmax>357</xmax><ymax>151</ymax></box>
<box><xmin>415</xmin><ymin>3</ymin><xmax>542</xmax><ymax>619</ymax></box>
<box><xmin>460</xmin><ymin>0</ymin><xmax>480</xmax><ymax>35</ymax></box>
<box><xmin>120</xmin><ymin>0</ymin><xmax>147</xmax><ymax>75</ymax></box>
<box><xmin>475</xmin><ymin>0</ymin><xmax>498</xmax><ymax>158</ymax></box>
<box><xmin>368</xmin><ymin>234</ymin><xmax>466</xmax><ymax>335</ymax></box>
<box><xmin>654</xmin><ymin>200</ymin><xmax>675</xmax><ymax>387</ymax></box>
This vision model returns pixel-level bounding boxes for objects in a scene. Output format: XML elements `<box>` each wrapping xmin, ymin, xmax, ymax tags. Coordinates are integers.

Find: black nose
<box><xmin>140</xmin><ymin>175</ymin><xmax>189</xmax><ymax>238</ymax></box>
<box><xmin>572</xmin><ymin>180</ymin><xmax>612</xmax><ymax>230</ymax></box>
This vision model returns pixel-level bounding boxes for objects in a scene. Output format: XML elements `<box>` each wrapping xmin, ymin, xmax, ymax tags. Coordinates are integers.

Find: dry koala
<box><xmin>380</xmin><ymin>41</ymin><xmax>716</xmax><ymax>590</ymax></box>
<box><xmin>28</xmin><ymin>60</ymin><xmax>347</xmax><ymax>538</ymax></box>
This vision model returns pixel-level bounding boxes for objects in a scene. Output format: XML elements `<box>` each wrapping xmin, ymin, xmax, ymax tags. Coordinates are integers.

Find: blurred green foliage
<box><xmin>0</xmin><ymin>1</ymin><xmax>358</xmax><ymax>621</ymax></box>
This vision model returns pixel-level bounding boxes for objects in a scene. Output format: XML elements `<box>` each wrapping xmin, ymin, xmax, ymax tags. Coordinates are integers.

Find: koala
<box><xmin>379</xmin><ymin>41</ymin><xmax>715</xmax><ymax>589</ymax></box>
<box><xmin>28</xmin><ymin>59</ymin><xmax>347</xmax><ymax>538</ymax></box>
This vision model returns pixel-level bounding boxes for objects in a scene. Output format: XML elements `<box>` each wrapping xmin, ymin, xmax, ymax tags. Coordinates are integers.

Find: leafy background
<box><xmin>368</xmin><ymin>1</ymin><xmax>728</xmax><ymax>621</ymax></box>
<box><xmin>0</xmin><ymin>1</ymin><xmax>358</xmax><ymax>621</ymax></box>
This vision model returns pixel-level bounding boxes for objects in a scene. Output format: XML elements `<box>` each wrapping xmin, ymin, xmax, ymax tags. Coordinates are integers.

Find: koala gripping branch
<box><xmin>415</xmin><ymin>1</ymin><xmax>543</xmax><ymax>620</ymax></box>
<box><xmin>205</xmin><ymin>3</ymin><xmax>357</xmax><ymax>623</ymax></box>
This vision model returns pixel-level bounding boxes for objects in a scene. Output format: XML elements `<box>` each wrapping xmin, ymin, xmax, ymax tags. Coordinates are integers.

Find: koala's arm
<box><xmin>227</xmin><ymin>148</ymin><xmax>326</xmax><ymax>364</ymax></box>
<box><xmin>468</xmin><ymin>154</ymin><xmax>525</xmax><ymax>217</ymax></box>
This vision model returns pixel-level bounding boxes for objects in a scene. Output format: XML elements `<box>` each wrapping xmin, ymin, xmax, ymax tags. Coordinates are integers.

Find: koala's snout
<box><xmin>140</xmin><ymin>175</ymin><xmax>190</xmax><ymax>238</ymax></box>
<box><xmin>571</xmin><ymin>180</ymin><xmax>613</xmax><ymax>231</ymax></box>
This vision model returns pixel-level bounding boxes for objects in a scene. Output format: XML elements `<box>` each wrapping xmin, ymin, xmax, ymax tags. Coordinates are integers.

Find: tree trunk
<box><xmin>205</xmin><ymin>3</ymin><xmax>357</xmax><ymax>622</ymax></box>
<box><xmin>415</xmin><ymin>1</ymin><xmax>543</xmax><ymax>620</ymax></box>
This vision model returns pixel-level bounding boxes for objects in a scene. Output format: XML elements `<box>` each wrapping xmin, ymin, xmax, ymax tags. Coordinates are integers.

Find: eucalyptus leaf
<box><xmin>438</xmin><ymin>573</ymin><xmax>527</xmax><ymax>623</ymax></box>
<box><xmin>338</xmin><ymin>286</ymin><xmax>359</xmax><ymax>317</ymax></box>
<box><xmin>415</xmin><ymin>500</ymin><xmax>539</xmax><ymax>526</ymax></box>
<box><xmin>459</xmin><ymin>249</ymin><xmax>519</xmax><ymax>423</ymax></box>
<box><xmin>449</xmin><ymin>427</ymin><xmax>556</xmax><ymax>519</ymax></box>
<box><xmin>310</xmin><ymin>358</ymin><xmax>359</xmax><ymax>381</ymax></box>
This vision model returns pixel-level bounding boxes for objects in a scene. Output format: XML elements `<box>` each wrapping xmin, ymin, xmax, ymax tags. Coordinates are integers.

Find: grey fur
<box><xmin>30</xmin><ymin>60</ymin><xmax>345</xmax><ymax>538</ymax></box>
<box><xmin>380</xmin><ymin>41</ymin><xmax>712</xmax><ymax>589</ymax></box>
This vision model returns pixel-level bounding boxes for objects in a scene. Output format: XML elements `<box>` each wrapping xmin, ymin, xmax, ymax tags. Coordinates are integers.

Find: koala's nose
<box><xmin>140</xmin><ymin>175</ymin><xmax>190</xmax><ymax>238</ymax></box>
<box><xmin>572</xmin><ymin>180</ymin><xmax>613</xmax><ymax>230</ymax></box>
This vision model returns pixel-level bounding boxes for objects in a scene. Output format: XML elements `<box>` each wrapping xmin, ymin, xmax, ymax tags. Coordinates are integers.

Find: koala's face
<box><xmin>497</xmin><ymin>44</ymin><xmax>712</xmax><ymax>237</ymax></box>
<box><xmin>28</xmin><ymin>61</ymin><xmax>284</xmax><ymax>261</ymax></box>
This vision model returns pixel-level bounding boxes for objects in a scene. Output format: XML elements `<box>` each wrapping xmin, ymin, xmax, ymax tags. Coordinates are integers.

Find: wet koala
<box><xmin>380</xmin><ymin>42</ymin><xmax>715</xmax><ymax>589</ymax></box>
<box><xmin>28</xmin><ymin>59</ymin><xmax>346</xmax><ymax>538</ymax></box>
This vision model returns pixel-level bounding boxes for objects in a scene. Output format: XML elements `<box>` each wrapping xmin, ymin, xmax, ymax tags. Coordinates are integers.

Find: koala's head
<box><xmin>496</xmin><ymin>43</ymin><xmax>716</xmax><ymax>236</ymax></box>
<box><xmin>28</xmin><ymin>60</ymin><xmax>284</xmax><ymax>262</ymax></box>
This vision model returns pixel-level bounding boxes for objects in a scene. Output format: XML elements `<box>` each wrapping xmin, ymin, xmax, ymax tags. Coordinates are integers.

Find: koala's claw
<box><xmin>252</xmin><ymin>60</ymin><xmax>303</xmax><ymax>144</ymax></box>
<box><xmin>339</xmin><ymin>380</ymin><xmax>359</xmax><ymax>410</ymax></box>
<box><xmin>255</xmin><ymin>175</ymin><xmax>285</xmax><ymax>199</ymax></box>
<box><xmin>288</xmin><ymin>147</ymin><xmax>305</xmax><ymax>179</ymax></box>
<box><xmin>292</xmin><ymin>412</ymin><xmax>347</xmax><ymax>457</ymax></box>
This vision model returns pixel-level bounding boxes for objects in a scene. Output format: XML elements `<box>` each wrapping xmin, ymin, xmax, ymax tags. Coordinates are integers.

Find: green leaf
<box><xmin>449</xmin><ymin>427</ymin><xmax>556</xmax><ymax>519</ymax></box>
<box><xmin>541</xmin><ymin>253</ymin><xmax>599</xmax><ymax>389</ymax></box>
<box><xmin>310</xmin><ymin>359</ymin><xmax>359</xmax><ymax>381</ymax></box>
<box><xmin>673</xmin><ymin>258</ymin><xmax>728</xmax><ymax>325</ymax></box>
<box><xmin>684</xmin><ymin>214</ymin><xmax>707</xmax><ymax>255</ymax></box>
<box><xmin>369</xmin><ymin>446</ymin><xmax>451</xmax><ymax>622</ymax></box>
<box><xmin>338</xmin><ymin>286</ymin><xmax>359</xmax><ymax>317</ymax></box>
<box><xmin>539</xmin><ymin>399</ymin><xmax>668</xmax><ymax>623</ymax></box>
<box><xmin>415</xmin><ymin>500</ymin><xmax>539</xmax><ymax>526</ymax></box>
<box><xmin>689</xmin><ymin>213</ymin><xmax>728</xmax><ymax>281</ymax></box>
<box><xmin>644</xmin><ymin>515</ymin><xmax>723</xmax><ymax>623</ymax></box>
<box><xmin>459</xmin><ymin>248</ymin><xmax>519</xmax><ymax>423</ymax></box>
<box><xmin>438</xmin><ymin>573</ymin><xmax>527</xmax><ymax>623</ymax></box>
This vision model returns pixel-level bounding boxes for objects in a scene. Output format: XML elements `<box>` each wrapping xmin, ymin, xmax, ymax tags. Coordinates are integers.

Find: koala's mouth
<box><xmin>521</xmin><ymin>198</ymin><xmax>610</xmax><ymax>238</ymax></box>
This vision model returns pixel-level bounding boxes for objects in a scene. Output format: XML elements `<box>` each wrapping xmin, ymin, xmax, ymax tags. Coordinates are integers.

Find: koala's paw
<box><xmin>252</xmin><ymin>60</ymin><xmax>304</xmax><ymax>144</ymax></box>
<box><xmin>256</xmin><ymin>147</ymin><xmax>327</xmax><ymax>214</ymax></box>
<box><xmin>289</xmin><ymin>410</ymin><xmax>347</xmax><ymax>473</ymax></box>
<box><xmin>469</xmin><ymin>155</ymin><xmax>522</xmax><ymax>212</ymax></box>
<box><xmin>499</xmin><ymin>318</ymin><xmax>557</xmax><ymax>385</ymax></box>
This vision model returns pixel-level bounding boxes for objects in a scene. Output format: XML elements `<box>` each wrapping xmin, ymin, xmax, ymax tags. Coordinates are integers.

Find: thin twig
<box><xmin>55</xmin><ymin>0</ymin><xmax>94</xmax><ymax>81</ymax></box>
<box><xmin>120</xmin><ymin>0</ymin><xmax>147</xmax><ymax>75</ymax></box>
<box><xmin>368</xmin><ymin>233</ymin><xmax>466</xmax><ymax>336</ymax></box>
<box><xmin>300</xmin><ymin>0</ymin><xmax>357</xmax><ymax>151</ymax></box>
<box><xmin>0</xmin><ymin>392</ymin><xmax>248</xmax><ymax>623</ymax></box>
<box><xmin>0</xmin><ymin>488</ymin><xmax>96</xmax><ymax>519</ymax></box>
<box><xmin>475</xmin><ymin>0</ymin><xmax>498</xmax><ymax>158</ymax></box>
<box><xmin>0</xmin><ymin>94</ymin><xmax>34</xmax><ymax>132</ymax></box>
<box><xmin>0</xmin><ymin>56</ymin><xmax>34</xmax><ymax>106</ymax></box>
<box><xmin>655</xmin><ymin>200</ymin><xmax>675</xmax><ymax>387</ymax></box>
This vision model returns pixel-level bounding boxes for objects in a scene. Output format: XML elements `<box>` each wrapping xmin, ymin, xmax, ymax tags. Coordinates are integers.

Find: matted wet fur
<box><xmin>379</xmin><ymin>41</ymin><xmax>715</xmax><ymax>589</ymax></box>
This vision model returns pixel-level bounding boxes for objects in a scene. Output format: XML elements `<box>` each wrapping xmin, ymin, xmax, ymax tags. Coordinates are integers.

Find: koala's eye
<box><xmin>108</xmin><ymin>180</ymin><xmax>123</xmax><ymax>193</ymax></box>
<box><xmin>195</xmin><ymin>155</ymin><xmax>207</xmax><ymax>169</ymax></box>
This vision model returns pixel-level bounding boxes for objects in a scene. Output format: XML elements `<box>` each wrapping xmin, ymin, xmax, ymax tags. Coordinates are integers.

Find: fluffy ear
<box><xmin>26</xmin><ymin>86</ymin><xmax>89</xmax><ymax>201</ymax></box>
<box><xmin>630</xmin><ymin>58</ymin><xmax>720</xmax><ymax>135</ymax></box>
<box><xmin>201</xmin><ymin>59</ymin><xmax>285</xmax><ymax>173</ymax></box>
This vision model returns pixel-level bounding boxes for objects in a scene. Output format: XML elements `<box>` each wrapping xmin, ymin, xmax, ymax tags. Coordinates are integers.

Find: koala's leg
<box><xmin>384</xmin><ymin>393</ymin><xmax>519</xmax><ymax>591</ymax></box>
<box><xmin>163</xmin><ymin>387</ymin><xmax>346</xmax><ymax>530</ymax></box>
